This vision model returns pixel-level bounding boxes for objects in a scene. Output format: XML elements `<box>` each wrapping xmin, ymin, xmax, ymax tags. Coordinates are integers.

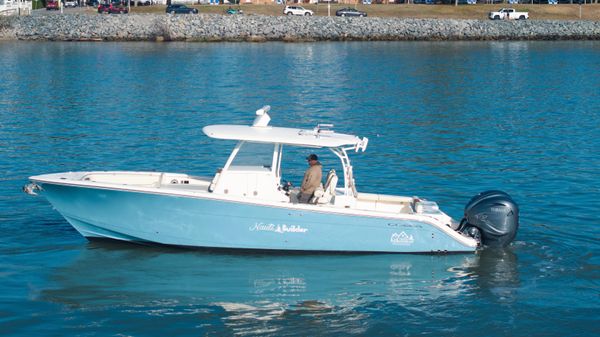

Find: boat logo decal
<box><xmin>390</xmin><ymin>232</ymin><xmax>414</xmax><ymax>245</ymax></box>
<box><xmin>250</xmin><ymin>222</ymin><xmax>308</xmax><ymax>234</ymax></box>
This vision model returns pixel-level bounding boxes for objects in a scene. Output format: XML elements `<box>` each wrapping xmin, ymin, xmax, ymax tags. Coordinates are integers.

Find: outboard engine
<box><xmin>459</xmin><ymin>190</ymin><xmax>519</xmax><ymax>248</ymax></box>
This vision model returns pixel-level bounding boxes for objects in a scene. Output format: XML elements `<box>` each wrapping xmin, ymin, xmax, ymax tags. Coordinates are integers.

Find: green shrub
<box><xmin>32</xmin><ymin>0</ymin><xmax>46</xmax><ymax>9</ymax></box>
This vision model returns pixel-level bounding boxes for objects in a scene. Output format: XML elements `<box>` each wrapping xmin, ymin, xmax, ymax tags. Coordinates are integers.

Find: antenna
<box><xmin>253</xmin><ymin>105</ymin><xmax>271</xmax><ymax>127</ymax></box>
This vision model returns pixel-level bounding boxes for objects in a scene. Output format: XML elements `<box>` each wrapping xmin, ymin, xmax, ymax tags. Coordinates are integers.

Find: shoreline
<box><xmin>2</xmin><ymin>14</ymin><xmax>600</xmax><ymax>42</ymax></box>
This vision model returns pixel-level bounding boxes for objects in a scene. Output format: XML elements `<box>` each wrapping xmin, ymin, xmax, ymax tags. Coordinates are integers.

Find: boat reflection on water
<box><xmin>464</xmin><ymin>248</ymin><xmax>520</xmax><ymax>303</ymax></box>
<box><xmin>39</xmin><ymin>241</ymin><xmax>519</xmax><ymax>333</ymax></box>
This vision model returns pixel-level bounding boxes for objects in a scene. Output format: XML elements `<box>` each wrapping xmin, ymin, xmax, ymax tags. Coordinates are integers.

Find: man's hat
<box><xmin>306</xmin><ymin>154</ymin><xmax>318</xmax><ymax>161</ymax></box>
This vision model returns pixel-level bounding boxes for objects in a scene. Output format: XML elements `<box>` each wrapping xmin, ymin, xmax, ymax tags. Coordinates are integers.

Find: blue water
<box><xmin>1</xmin><ymin>41</ymin><xmax>599</xmax><ymax>336</ymax></box>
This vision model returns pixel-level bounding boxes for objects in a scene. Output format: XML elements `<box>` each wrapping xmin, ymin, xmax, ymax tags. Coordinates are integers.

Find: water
<box><xmin>1</xmin><ymin>41</ymin><xmax>599</xmax><ymax>336</ymax></box>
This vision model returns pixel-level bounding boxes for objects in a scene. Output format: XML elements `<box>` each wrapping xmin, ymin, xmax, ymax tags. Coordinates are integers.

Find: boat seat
<box><xmin>311</xmin><ymin>169</ymin><xmax>338</xmax><ymax>204</ymax></box>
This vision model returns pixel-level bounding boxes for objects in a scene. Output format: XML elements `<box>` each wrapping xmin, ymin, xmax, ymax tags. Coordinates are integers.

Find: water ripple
<box><xmin>1</xmin><ymin>40</ymin><xmax>599</xmax><ymax>336</ymax></box>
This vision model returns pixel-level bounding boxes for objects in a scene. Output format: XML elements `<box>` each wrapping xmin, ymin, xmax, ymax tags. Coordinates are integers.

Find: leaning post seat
<box><xmin>312</xmin><ymin>169</ymin><xmax>338</xmax><ymax>204</ymax></box>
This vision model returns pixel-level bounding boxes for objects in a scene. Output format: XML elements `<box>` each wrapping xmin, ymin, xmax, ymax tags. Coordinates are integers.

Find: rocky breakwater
<box><xmin>2</xmin><ymin>13</ymin><xmax>600</xmax><ymax>41</ymax></box>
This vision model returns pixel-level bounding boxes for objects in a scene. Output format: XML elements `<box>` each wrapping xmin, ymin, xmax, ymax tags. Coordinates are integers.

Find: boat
<box><xmin>23</xmin><ymin>106</ymin><xmax>519</xmax><ymax>253</ymax></box>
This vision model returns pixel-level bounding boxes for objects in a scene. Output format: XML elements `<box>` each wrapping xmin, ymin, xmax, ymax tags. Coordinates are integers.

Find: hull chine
<box><xmin>63</xmin><ymin>215</ymin><xmax>150</xmax><ymax>244</ymax></box>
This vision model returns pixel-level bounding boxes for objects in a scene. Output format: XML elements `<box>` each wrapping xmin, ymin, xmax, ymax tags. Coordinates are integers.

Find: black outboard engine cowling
<box><xmin>459</xmin><ymin>190</ymin><xmax>519</xmax><ymax>248</ymax></box>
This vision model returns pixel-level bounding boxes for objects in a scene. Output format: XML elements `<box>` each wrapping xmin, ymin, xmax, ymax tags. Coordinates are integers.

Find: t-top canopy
<box><xmin>202</xmin><ymin>106</ymin><xmax>368</xmax><ymax>150</ymax></box>
<box><xmin>202</xmin><ymin>124</ymin><xmax>367</xmax><ymax>149</ymax></box>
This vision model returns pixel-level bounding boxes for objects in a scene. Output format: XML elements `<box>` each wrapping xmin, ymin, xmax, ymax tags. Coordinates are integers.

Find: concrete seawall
<box><xmin>2</xmin><ymin>14</ymin><xmax>600</xmax><ymax>41</ymax></box>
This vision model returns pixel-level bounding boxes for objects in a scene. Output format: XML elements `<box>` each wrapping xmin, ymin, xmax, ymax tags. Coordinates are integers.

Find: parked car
<box><xmin>46</xmin><ymin>0</ymin><xmax>59</xmax><ymax>10</ymax></box>
<box><xmin>86</xmin><ymin>0</ymin><xmax>99</xmax><ymax>6</ymax></box>
<box><xmin>488</xmin><ymin>8</ymin><xmax>528</xmax><ymax>20</ymax></box>
<box><xmin>283</xmin><ymin>5</ymin><xmax>313</xmax><ymax>16</ymax></box>
<box><xmin>123</xmin><ymin>0</ymin><xmax>147</xmax><ymax>5</ymax></box>
<box><xmin>64</xmin><ymin>0</ymin><xmax>78</xmax><ymax>7</ymax></box>
<box><xmin>166</xmin><ymin>4</ymin><xmax>198</xmax><ymax>14</ymax></box>
<box><xmin>226</xmin><ymin>7</ymin><xmax>243</xmax><ymax>15</ymax></box>
<box><xmin>98</xmin><ymin>1</ymin><xmax>129</xmax><ymax>14</ymax></box>
<box><xmin>335</xmin><ymin>7</ymin><xmax>367</xmax><ymax>17</ymax></box>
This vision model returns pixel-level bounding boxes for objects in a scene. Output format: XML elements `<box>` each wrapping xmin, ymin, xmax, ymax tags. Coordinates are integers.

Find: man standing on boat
<box><xmin>299</xmin><ymin>154</ymin><xmax>323</xmax><ymax>203</ymax></box>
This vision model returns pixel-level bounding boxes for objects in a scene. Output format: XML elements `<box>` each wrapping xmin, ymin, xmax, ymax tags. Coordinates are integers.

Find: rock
<box><xmin>1</xmin><ymin>14</ymin><xmax>599</xmax><ymax>41</ymax></box>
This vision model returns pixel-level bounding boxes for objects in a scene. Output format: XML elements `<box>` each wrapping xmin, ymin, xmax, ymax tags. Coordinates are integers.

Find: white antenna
<box><xmin>253</xmin><ymin>105</ymin><xmax>271</xmax><ymax>127</ymax></box>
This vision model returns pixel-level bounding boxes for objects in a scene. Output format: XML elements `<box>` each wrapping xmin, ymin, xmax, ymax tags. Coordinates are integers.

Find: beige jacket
<box><xmin>300</xmin><ymin>162</ymin><xmax>322</xmax><ymax>195</ymax></box>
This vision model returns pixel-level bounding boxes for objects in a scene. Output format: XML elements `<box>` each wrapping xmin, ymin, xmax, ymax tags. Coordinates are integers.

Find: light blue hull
<box><xmin>38</xmin><ymin>183</ymin><xmax>475</xmax><ymax>253</ymax></box>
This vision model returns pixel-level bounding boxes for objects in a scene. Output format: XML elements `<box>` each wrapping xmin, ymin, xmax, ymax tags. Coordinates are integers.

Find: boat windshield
<box><xmin>230</xmin><ymin>142</ymin><xmax>275</xmax><ymax>169</ymax></box>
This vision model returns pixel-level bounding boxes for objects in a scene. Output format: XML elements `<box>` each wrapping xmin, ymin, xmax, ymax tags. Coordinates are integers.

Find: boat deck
<box><xmin>34</xmin><ymin>171</ymin><xmax>425</xmax><ymax>216</ymax></box>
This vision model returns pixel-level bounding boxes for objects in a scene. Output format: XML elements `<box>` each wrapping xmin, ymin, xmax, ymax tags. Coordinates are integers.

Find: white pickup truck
<box><xmin>489</xmin><ymin>8</ymin><xmax>529</xmax><ymax>20</ymax></box>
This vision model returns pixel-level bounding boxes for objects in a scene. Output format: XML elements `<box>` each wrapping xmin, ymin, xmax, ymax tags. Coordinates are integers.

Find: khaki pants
<box><xmin>289</xmin><ymin>189</ymin><xmax>313</xmax><ymax>204</ymax></box>
<box><xmin>298</xmin><ymin>192</ymin><xmax>313</xmax><ymax>204</ymax></box>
